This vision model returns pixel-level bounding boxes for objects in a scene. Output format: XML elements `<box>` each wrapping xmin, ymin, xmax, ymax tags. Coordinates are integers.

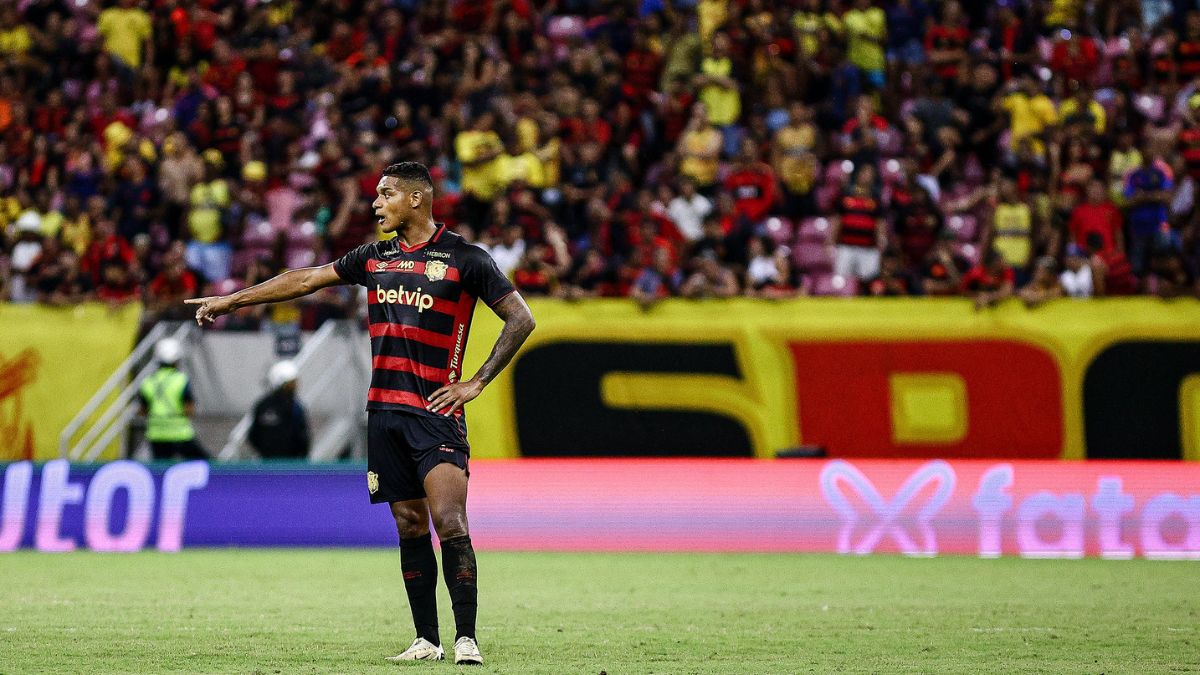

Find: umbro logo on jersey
<box><xmin>375</xmin><ymin>260</ymin><xmax>416</xmax><ymax>272</ymax></box>
<box><xmin>375</xmin><ymin>284</ymin><xmax>435</xmax><ymax>312</ymax></box>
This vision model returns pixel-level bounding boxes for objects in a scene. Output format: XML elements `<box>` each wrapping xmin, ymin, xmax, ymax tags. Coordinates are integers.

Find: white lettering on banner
<box><xmin>1017</xmin><ymin>492</ymin><xmax>1086</xmax><ymax>559</ymax></box>
<box><xmin>157</xmin><ymin>462</ymin><xmax>210</xmax><ymax>552</ymax></box>
<box><xmin>375</xmin><ymin>284</ymin><xmax>435</xmax><ymax>312</ymax></box>
<box><xmin>36</xmin><ymin>460</ymin><xmax>83</xmax><ymax>552</ymax></box>
<box><xmin>0</xmin><ymin>462</ymin><xmax>32</xmax><ymax>550</ymax></box>
<box><xmin>0</xmin><ymin>460</ymin><xmax>209</xmax><ymax>553</ymax></box>
<box><xmin>821</xmin><ymin>460</ymin><xmax>1200</xmax><ymax>559</ymax></box>
<box><xmin>84</xmin><ymin>461</ymin><xmax>156</xmax><ymax>552</ymax></box>
<box><xmin>1140</xmin><ymin>494</ymin><xmax>1200</xmax><ymax>560</ymax></box>
<box><xmin>1092</xmin><ymin>478</ymin><xmax>1135</xmax><ymax>559</ymax></box>
<box><xmin>971</xmin><ymin>465</ymin><xmax>1013</xmax><ymax>559</ymax></box>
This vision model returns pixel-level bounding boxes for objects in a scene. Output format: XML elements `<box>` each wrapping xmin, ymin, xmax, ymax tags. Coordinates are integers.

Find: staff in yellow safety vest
<box><xmin>139</xmin><ymin>338</ymin><xmax>207</xmax><ymax>460</ymax></box>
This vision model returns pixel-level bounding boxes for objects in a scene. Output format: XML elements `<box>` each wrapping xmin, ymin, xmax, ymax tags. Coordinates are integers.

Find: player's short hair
<box><xmin>382</xmin><ymin>162</ymin><xmax>433</xmax><ymax>190</ymax></box>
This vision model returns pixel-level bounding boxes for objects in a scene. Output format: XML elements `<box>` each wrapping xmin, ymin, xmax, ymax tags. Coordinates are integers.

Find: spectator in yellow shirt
<box><xmin>1045</xmin><ymin>0</ymin><xmax>1082</xmax><ymax>30</ymax></box>
<box><xmin>843</xmin><ymin>0</ymin><xmax>887</xmax><ymax>90</ymax></box>
<box><xmin>772</xmin><ymin>102</ymin><xmax>819</xmax><ymax>212</ymax></box>
<box><xmin>677</xmin><ymin>104</ymin><xmax>723</xmax><ymax>191</ymax></box>
<box><xmin>698</xmin><ymin>0</ymin><xmax>729</xmax><ymax>43</ymax></box>
<box><xmin>0</xmin><ymin>7</ymin><xmax>32</xmax><ymax>58</ymax></box>
<box><xmin>695</xmin><ymin>33</ymin><xmax>741</xmax><ymax>128</ymax></box>
<box><xmin>792</xmin><ymin>0</ymin><xmax>843</xmax><ymax>58</ymax></box>
<box><xmin>1057</xmin><ymin>84</ymin><xmax>1106</xmax><ymax>137</ymax></box>
<box><xmin>500</xmin><ymin>139</ymin><xmax>547</xmax><ymax>189</ymax></box>
<box><xmin>455</xmin><ymin>111</ymin><xmax>505</xmax><ymax>225</ymax></box>
<box><xmin>185</xmin><ymin>152</ymin><xmax>232</xmax><ymax>281</ymax></box>
<box><xmin>1001</xmin><ymin>76</ymin><xmax>1058</xmax><ymax>157</ymax></box>
<box><xmin>97</xmin><ymin>0</ymin><xmax>153</xmax><ymax>70</ymax></box>
<box><xmin>988</xmin><ymin>178</ymin><xmax>1034</xmax><ymax>276</ymax></box>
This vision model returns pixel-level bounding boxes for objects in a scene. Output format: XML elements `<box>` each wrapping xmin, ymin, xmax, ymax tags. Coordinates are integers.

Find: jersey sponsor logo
<box><xmin>375</xmin><ymin>284</ymin><xmax>435</xmax><ymax>312</ymax></box>
<box><xmin>426</xmin><ymin>250</ymin><xmax>451</xmax><ymax>259</ymax></box>
<box><xmin>366</xmin><ymin>471</ymin><xmax>379</xmax><ymax>494</ymax></box>
<box><xmin>448</xmin><ymin>323</ymin><xmax>466</xmax><ymax>381</ymax></box>
<box><xmin>375</xmin><ymin>260</ymin><xmax>416</xmax><ymax>272</ymax></box>
<box><xmin>424</xmin><ymin>260</ymin><xmax>448</xmax><ymax>282</ymax></box>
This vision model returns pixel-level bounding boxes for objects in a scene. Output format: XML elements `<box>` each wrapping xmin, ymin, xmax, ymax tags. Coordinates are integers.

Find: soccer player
<box><xmin>185</xmin><ymin>162</ymin><xmax>536</xmax><ymax>665</ymax></box>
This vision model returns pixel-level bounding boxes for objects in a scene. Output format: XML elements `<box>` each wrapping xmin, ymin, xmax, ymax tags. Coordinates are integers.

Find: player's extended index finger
<box><xmin>183</xmin><ymin>298</ymin><xmax>209</xmax><ymax>304</ymax></box>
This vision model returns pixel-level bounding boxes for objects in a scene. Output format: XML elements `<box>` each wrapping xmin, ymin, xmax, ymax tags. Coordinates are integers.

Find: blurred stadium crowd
<box><xmin>2</xmin><ymin>0</ymin><xmax>1200</xmax><ymax>329</ymax></box>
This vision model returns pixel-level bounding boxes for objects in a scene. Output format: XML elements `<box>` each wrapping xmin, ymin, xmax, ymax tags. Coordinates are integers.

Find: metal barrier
<box><xmin>59</xmin><ymin>322</ymin><xmax>197</xmax><ymax>460</ymax></box>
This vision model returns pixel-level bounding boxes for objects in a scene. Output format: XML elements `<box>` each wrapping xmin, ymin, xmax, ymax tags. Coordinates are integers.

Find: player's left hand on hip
<box><xmin>427</xmin><ymin>379</ymin><xmax>484</xmax><ymax>416</ymax></box>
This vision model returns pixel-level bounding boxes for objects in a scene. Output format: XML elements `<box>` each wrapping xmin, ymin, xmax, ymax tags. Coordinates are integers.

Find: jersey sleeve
<box><xmin>332</xmin><ymin>243</ymin><xmax>373</xmax><ymax>286</ymax></box>
<box><xmin>461</xmin><ymin>245</ymin><xmax>517</xmax><ymax>306</ymax></box>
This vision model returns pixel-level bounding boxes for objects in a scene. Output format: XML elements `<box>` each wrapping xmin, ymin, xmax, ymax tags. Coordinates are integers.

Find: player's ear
<box><xmin>409</xmin><ymin>190</ymin><xmax>423</xmax><ymax>208</ymax></box>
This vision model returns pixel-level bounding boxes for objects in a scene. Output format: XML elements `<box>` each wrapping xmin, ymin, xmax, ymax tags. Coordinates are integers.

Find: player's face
<box><xmin>372</xmin><ymin>176</ymin><xmax>411</xmax><ymax>233</ymax></box>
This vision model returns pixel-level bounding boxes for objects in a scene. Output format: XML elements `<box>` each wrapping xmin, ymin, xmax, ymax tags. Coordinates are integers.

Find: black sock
<box><xmin>440</xmin><ymin>534</ymin><xmax>478</xmax><ymax>641</ymax></box>
<box><xmin>399</xmin><ymin>534</ymin><xmax>440</xmax><ymax>646</ymax></box>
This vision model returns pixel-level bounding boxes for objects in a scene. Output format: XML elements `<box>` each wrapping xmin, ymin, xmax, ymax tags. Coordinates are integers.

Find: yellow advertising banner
<box><xmin>0</xmin><ymin>303</ymin><xmax>142</xmax><ymax>461</ymax></box>
<box><xmin>461</xmin><ymin>297</ymin><xmax>1200</xmax><ymax>461</ymax></box>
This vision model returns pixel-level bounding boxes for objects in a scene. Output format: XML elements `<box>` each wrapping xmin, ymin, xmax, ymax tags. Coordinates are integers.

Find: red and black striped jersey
<box><xmin>1180</xmin><ymin>127</ymin><xmax>1200</xmax><ymax>180</ymax></box>
<box><xmin>836</xmin><ymin>193</ymin><xmax>881</xmax><ymax>248</ymax></box>
<box><xmin>334</xmin><ymin>224</ymin><xmax>515</xmax><ymax>418</ymax></box>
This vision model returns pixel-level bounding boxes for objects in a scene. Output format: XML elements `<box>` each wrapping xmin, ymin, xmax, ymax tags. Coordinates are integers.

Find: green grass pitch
<box><xmin>2</xmin><ymin>550</ymin><xmax>1198</xmax><ymax>673</ymax></box>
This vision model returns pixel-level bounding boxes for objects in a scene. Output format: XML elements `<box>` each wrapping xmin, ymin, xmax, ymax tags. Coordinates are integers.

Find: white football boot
<box><xmin>385</xmin><ymin>637</ymin><xmax>445</xmax><ymax>662</ymax></box>
<box><xmin>453</xmin><ymin>636</ymin><xmax>483</xmax><ymax>665</ymax></box>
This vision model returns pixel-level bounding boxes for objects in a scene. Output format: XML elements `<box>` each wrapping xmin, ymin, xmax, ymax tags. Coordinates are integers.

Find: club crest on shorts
<box><xmin>424</xmin><ymin>260</ymin><xmax>448</xmax><ymax>282</ymax></box>
<box><xmin>366</xmin><ymin>470</ymin><xmax>379</xmax><ymax>494</ymax></box>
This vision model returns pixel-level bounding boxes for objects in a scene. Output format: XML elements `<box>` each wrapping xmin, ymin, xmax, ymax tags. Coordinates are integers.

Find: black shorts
<box><xmin>366</xmin><ymin>408</ymin><xmax>470</xmax><ymax>504</ymax></box>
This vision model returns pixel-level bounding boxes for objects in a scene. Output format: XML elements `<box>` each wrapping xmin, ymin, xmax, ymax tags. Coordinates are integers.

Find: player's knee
<box><xmin>390</xmin><ymin>504</ymin><xmax>429</xmax><ymax>539</ymax></box>
<box><xmin>431</xmin><ymin>510</ymin><xmax>469</xmax><ymax>540</ymax></box>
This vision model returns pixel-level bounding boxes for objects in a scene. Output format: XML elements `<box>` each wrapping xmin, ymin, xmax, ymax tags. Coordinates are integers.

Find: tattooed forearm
<box><xmin>471</xmin><ymin>292</ymin><xmax>536</xmax><ymax>385</ymax></box>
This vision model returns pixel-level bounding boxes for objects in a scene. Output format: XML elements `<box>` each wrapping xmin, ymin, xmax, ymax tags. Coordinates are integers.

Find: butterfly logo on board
<box><xmin>819</xmin><ymin>459</ymin><xmax>956</xmax><ymax>557</ymax></box>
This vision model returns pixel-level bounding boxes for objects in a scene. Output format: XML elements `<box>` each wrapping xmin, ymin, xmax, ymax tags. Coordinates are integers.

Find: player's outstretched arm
<box><xmin>426</xmin><ymin>292</ymin><xmax>535</xmax><ymax>416</ymax></box>
<box><xmin>184</xmin><ymin>263</ymin><xmax>345</xmax><ymax>325</ymax></box>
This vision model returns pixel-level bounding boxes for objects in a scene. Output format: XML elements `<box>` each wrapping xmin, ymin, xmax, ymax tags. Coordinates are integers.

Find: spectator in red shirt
<box><xmin>563</xmin><ymin>98</ymin><xmax>612</xmax><ymax>148</ymax></box>
<box><xmin>622</xmin><ymin>29</ymin><xmax>662</xmax><ymax>106</ymax></box>
<box><xmin>201</xmin><ymin>40</ymin><xmax>246</xmax><ymax>95</ymax></box>
<box><xmin>148</xmin><ymin>250</ymin><xmax>200</xmax><ymax>319</ymax></box>
<box><xmin>513</xmin><ymin>244</ymin><xmax>560</xmax><ymax>297</ymax></box>
<box><xmin>32</xmin><ymin>89</ymin><xmax>69</xmax><ymax>139</ymax></box>
<box><xmin>1087</xmin><ymin>233</ymin><xmax>1139</xmax><ymax>296</ymax></box>
<box><xmin>833</xmin><ymin>165</ymin><xmax>886</xmax><ymax>280</ymax></box>
<box><xmin>1050</xmin><ymin>30</ymin><xmax>1101</xmax><ymax>86</ymax></box>
<box><xmin>1068</xmin><ymin>179</ymin><xmax>1124</xmax><ymax>254</ymax></box>
<box><xmin>95</xmin><ymin>261</ymin><xmax>140</xmax><ymax>306</ymax></box>
<box><xmin>893</xmin><ymin>184</ymin><xmax>943</xmax><ymax>268</ymax></box>
<box><xmin>724</xmin><ymin>139</ymin><xmax>778</xmax><ymax>226</ymax></box>
<box><xmin>925</xmin><ymin>0</ymin><xmax>970</xmax><ymax>84</ymax></box>
<box><xmin>82</xmin><ymin>219</ymin><xmax>135</xmax><ymax>286</ymax></box>
<box><xmin>961</xmin><ymin>249</ymin><xmax>1016</xmax><ymax>309</ymax></box>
